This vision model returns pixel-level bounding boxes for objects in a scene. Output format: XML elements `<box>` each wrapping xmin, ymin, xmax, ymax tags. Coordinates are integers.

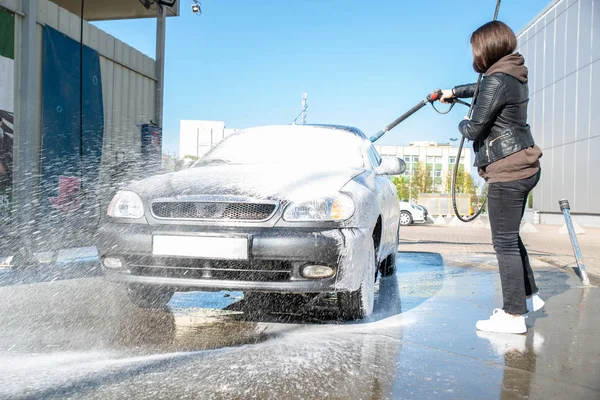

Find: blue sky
<box><xmin>94</xmin><ymin>0</ymin><xmax>551</xmax><ymax>156</ymax></box>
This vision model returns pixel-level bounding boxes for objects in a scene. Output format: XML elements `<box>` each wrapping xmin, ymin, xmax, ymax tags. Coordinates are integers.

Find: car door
<box><xmin>366</xmin><ymin>145</ymin><xmax>399</xmax><ymax>258</ymax></box>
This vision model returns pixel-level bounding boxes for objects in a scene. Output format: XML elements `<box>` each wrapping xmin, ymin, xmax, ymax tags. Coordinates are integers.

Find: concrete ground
<box><xmin>0</xmin><ymin>252</ymin><xmax>598</xmax><ymax>399</ymax></box>
<box><xmin>400</xmin><ymin>221</ymin><xmax>600</xmax><ymax>284</ymax></box>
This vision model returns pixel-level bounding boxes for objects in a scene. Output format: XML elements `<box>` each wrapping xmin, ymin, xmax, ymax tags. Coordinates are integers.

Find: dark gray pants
<box><xmin>488</xmin><ymin>171</ymin><xmax>541</xmax><ymax>315</ymax></box>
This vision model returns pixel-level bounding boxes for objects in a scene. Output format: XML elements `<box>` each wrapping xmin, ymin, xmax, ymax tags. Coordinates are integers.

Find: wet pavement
<box><xmin>0</xmin><ymin>253</ymin><xmax>598</xmax><ymax>399</ymax></box>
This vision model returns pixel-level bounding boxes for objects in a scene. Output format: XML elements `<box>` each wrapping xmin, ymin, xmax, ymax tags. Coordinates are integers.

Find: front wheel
<box><xmin>338</xmin><ymin>244</ymin><xmax>376</xmax><ymax>320</ymax></box>
<box><xmin>126</xmin><ymin>284</ymin><xmax>174</xmax><ymax>309</ymax></box>
<box><xmin>399</xmin><ymin>211</ymin><xmax>413</xmax><ymax>226</ymax></box>
<box><xmin>380</xmin><ymin>231</ymin><xmax>399</xmax><ymax>276</ymax></box>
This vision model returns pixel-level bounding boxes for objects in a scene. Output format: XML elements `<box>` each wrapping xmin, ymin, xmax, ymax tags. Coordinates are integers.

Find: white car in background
<box><xmin>399</xmin><ymin>201</ymin><xmax>428</xmax><ymax>226</ymax></box>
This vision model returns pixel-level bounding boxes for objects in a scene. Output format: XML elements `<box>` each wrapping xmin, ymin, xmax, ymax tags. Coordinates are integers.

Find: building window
<box><xmin>435</xmin><ymin>156</ymin><xmax>442</xmax><ymax>164</ymax></box>
<box><xmin>404</xmin><ymin>156</ymin><xmax>411</xmax><ymax>163</ymax></box>
<box><xmin>412</xmin><ymin>156</ymin><xmax>420</xmax><ymax>163</ymax></box>
<box><xmin>426</xmin><ymin>156</ymin><xmax>434</xmax><ymax>163</ymax></box>
<box><xmin>449</xmin><ymin>156</ymin><xmax>456</xmax><ymax>164</ymax></box>
<box><xmin>434</xmin><ymin>170</ymin><xmax>442</xmax><ymax>177</ymax></box>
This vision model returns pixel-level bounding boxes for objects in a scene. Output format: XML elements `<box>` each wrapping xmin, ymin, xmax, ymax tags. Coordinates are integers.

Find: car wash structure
<box><xmin>0</xmin><ymin>0</ymin><xmax>179</xmax><ymax>263</ymax></box>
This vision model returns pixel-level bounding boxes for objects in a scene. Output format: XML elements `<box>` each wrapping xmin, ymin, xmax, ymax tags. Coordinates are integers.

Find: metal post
<box><xmin>559</xmin><ymin>199</ymin><xmax>591</xmax><ymax>286</ymax></box>
<box><xmin>302</xmin><ymin>92</ymin><xmax>307</xmax><ymax>124</ymax></box>
<box><xmin>155</xmin><ymin>5</ymin><xmax>166</xmax><ymax>127</ymax></box>
<box><xmin>12</xmin><ymin>0</ymin><xmax>39</xmax><ymax>263</ymax></box>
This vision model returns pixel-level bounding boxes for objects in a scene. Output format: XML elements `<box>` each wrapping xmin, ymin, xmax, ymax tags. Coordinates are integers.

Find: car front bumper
<box><xmin>97</xmin><ymin>223</ymin><xmax>372</xmax><ymax>293</ymax></box>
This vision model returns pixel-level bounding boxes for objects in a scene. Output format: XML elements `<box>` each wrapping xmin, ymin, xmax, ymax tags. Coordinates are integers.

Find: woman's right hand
<box><xmin>439</xmin><ymin>89</ymin><xmax>455</xmax><ymax>104</ymax></box>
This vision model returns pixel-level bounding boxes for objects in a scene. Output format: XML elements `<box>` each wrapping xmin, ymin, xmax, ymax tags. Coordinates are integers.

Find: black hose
<box><xmin>451</xmin><ymin>0</ymin><xmax>501</xmax><ymax>223</ymax></box>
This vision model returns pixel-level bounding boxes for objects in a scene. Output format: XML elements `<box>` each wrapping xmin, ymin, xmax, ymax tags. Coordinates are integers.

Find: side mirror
<box><xmin>376</xmin><ymin>156</ymin><xmax>406</xmax><ymax>176</ymax></box>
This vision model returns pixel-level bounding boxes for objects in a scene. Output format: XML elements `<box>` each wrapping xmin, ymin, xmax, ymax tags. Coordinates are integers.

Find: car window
<box><xmin>367</xmin><ymin>145</ymin><xmax>382</xmax><ymax>168</ymax></box>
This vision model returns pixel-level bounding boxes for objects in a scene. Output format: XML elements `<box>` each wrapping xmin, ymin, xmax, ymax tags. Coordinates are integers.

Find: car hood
<box><xmin>126</xmin><ymin>164</ymin><xmax>365</xmax><ymax>201</ymax></box>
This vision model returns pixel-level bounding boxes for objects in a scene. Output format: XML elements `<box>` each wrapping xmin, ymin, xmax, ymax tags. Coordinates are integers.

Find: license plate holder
<box><xmin>152</xmin><ymin>235</ymin><xmax>249</xmax><ymax>260</ymax></box>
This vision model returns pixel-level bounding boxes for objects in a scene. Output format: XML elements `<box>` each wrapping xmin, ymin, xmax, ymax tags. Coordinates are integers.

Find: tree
<box><xmin>392</xmin><ymin>176</ymin><xmax>410</xmax><ymax>201</ymax></box>
<box><xmin>162</xmin><ymin>152</ymin><xmax>179</xmax><ymax>172</ymax></box>
<box><xmin>445</xmin><ymin>164</ymin><xmax>478</xmax><ymax>195</ymax></box>
<box><xmin>410</xmin><ymin>162</ymin><xmax>433</xmax><ymax>198</ymax></box>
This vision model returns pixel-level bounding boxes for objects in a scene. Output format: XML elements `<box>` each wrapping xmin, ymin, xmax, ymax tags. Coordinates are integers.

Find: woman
<box><xmin>440</xmin><ymin>21</ymin><xmax>545</xmax><ymax>334</ymax></box>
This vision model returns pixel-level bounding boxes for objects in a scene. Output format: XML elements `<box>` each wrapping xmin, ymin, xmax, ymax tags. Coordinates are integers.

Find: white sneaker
<box><xmin>526</xmin><ymin>292</ymin><xmax>545</xmax><ymax>313</ymax></box>
<box><xmin>476</xmin><ymin>309</ymin><xmax>527</xmax><ymax>334</ymax></box>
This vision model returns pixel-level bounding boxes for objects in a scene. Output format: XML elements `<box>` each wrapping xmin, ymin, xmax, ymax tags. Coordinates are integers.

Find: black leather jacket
<box><xmin>453</xmin><ymin>73</ymin><xmax>535</xmax><ymax>168</ymax></box>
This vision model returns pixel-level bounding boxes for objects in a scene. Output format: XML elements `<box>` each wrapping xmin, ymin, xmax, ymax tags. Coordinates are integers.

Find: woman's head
<box><xmin>471</xmin><ymin>21</ymin><xmax>517</xmax><ymax>73</ymax></box>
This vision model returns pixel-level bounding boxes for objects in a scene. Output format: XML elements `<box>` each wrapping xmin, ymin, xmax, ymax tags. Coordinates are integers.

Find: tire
<box><xmin>338</xmin><ymin>243</ymin><xmax>376</xmax><ymax>320</ymax></box>
<box><xmin>380</xmin><ymin>231</ymin><xmax>398</xmax><ymax>276</ymax></box>
<box><xmin>126</xmin><ymin>284</ymin><xmax>174</xmax><ymax>309</ymax></box>
<box><xmin>9</xmin><ymin>247</ymin><xmax>40</xmax><ymax>271</ymax></box>
<box><xmin>243</xmin><ymin>292</ymin><xmax>283</xmax><ymax>309</ymax></box>
<box><xmin>399</xmin><ymin>211</ymin><xmax>413</xmax><ymax>226</ymax></box>
<box><xmin>243</xmin><ymin>292</ymin><xmax>309</xmax><ymax>312</ymax></box>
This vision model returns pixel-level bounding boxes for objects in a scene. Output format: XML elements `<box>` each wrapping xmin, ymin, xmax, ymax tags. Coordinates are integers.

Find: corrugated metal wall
<box><xmin>36</xmin><ymin>0</ymin><xmax>157</xmax><ymax>169</ymax></box>
<box><xmin>517</xmin><ymin>0</ymin><xmax>600</xmax><ymax>216</ymax></box>
<box><xmin>1</xmin><ymin>0</ymin><xmax>156</xmax><ymax>171</ymax></box>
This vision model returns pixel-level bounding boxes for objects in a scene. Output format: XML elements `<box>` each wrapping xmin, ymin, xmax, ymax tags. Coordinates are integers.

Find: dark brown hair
<box><xmin>471</xmin><ymin>21</ymin><xmax>517</xmax><ymax>73</ymax></box>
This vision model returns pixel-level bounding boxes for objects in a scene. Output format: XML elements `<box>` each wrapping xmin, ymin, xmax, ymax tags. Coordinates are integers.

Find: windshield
<box><xmin>195</xmin><ymin>127</ymin><xmax>365</xmax><ymax>168</ymax></box>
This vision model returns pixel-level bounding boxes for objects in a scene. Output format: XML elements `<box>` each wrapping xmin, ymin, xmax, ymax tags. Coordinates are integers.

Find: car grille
<box><xmin>151</xmin><ymin>201</ymin><xmax>277</xmax><ymax>221</ymax></box>
<box><xmin>127</xmin><ymin>257</ymin><xmax>292</xmax><ymax>282</ymax></box>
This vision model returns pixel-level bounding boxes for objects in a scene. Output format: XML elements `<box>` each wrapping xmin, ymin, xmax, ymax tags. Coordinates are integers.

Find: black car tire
<box><xmin>243</xmin><ymin>292</ymin><xmax>310</xmax><ymax>313</ymax></box>
<box><xmin>338</xmin><ymin>242</ymin><xmax>376</xmax><ymax>320</ymax></box>
<box><xmin>9</xmin><ymin>247</ymin><xmax>40</xmax><ymax>271</ymax></box>
<box><xmin>399</xmin><ymin>211</ymin><xmax>413</xmax><ymax>226</ymax></box>
<box><xmin>380</xmin><ymin>231</ymin><xmax>398</xmax><ymax>276</ymax></box>
<box><xmin>126</xmin><ymin>284</ymin><xmax>174</xmax><ymax>309</ymax></box>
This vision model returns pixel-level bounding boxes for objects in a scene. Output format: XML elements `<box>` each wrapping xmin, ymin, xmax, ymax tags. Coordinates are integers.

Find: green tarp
<box><xmin>0</xmin><ymin>8</ymin><xmax>14</xmax><ymax>59</ymax></box>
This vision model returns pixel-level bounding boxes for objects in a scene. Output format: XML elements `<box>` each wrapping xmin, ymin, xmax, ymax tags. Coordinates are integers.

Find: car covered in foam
<box><xmin>98</xmin><ymin>125</ymin><xmax>405</xmax><ymax>319</ymax></box>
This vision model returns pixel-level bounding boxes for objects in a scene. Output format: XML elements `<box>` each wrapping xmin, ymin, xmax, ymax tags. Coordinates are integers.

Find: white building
<box><xmin>375</xmin><ymin>141</ymin><xmax>472</xmax><ymax>193</ymax></box>
<box><xmin>179</xmin><ymin>120</ymin><xmax>239</xmax><ymax>158</ymax></box>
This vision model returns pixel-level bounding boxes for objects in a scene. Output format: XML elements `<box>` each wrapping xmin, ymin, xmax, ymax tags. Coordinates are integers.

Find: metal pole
<box><xmin>155</xmin><ymin>5</ymin><xmax>166</xmax><ymax>127</ymax></box>
<box><xmin>302</xmin><ymin>92</ymin><xmax>307</xmax><ymax>124</ymax></box>
<box><xmin>11</xmin><ymin>0</ymin><xmax>39</xmax><ymax>265</ymax></box>
<box><xmin>559</xmin><ymin>199</ymin><xmax>591</xmax><ymax>286</ymax></box>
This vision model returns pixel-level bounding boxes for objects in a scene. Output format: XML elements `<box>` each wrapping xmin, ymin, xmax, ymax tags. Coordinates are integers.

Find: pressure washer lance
<box><xmin>369</xmin><ymin>90</ymin><xmax>469</xmax><ymax>143</ymax></box>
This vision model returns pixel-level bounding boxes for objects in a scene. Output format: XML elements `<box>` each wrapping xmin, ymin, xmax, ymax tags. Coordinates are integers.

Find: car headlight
<box><xmin>107</xmin><ymin>191</ymin><xmax>145</xmax><ymax>219</ymax></box>
<box><xmin>283</xmin><ymin>194</ymin><xmax>355</xmax><ymax>222</ymax></box>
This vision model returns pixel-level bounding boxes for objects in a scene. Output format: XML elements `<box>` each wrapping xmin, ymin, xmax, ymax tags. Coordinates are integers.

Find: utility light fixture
<box><xmin>138</xmin><ymin>0</ymin><xmax>178</xmax><ymax>9</ymax></box>
<box><xmin>157</xmin><ymin>0</ymin><xmax>177</xmax><ymax>6</ymax></box>
<box><xmin>138</xmin><ymin>0</ymin><xmax>152</xmax><ymax>9</ymax></box>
